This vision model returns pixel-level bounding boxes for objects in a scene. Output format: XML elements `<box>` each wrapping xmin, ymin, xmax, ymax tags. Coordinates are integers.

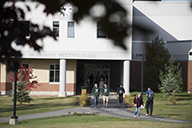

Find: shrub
<box><xmin>124</xmin><ymin>94</ymin><xmax>134</xmax><ymax>107</ymax></box>
<box><xmin>159</xmin><ymin>56</ymin><xmax>183</xmax><ymax>104</ymax></box>
<box><xmin>169</xmin><ymin>91</ymin><xmax>177</xmax><ymax>104</ymax></box>
<box><xmin>79</xmin><ymin>93</ymin><xmax>88</xmax><ymax>107</ymax></box>
<box><xmin>73</xmin><ymin>111</ymin><xmax>78</xmax><ymax>115</ymax></box>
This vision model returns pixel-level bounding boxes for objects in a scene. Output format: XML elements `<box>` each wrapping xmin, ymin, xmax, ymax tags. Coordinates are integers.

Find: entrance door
<box><xmin>102</xmin><ymin>69</ymin><xmax>110</xmax><ymax>87</ymax></box>
<box><xmin>84</xmin><ymin>64</ymin><xmax>110</xmax><ymax>90</ymax></box>
<box><xmin>93</xmin><ymin>69</ymin><xmax>110</xmax><ymax>87</ymax></box>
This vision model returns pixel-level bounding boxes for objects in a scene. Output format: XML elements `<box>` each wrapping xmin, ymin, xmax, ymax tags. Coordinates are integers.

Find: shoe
<box><xmin>105</xmin><ymin>106</ymin><xmax>107</xmax><ymax>108</ymax></box>
<box><xmin>103</xmin><ymin>106</ymin><xmax>105</xmax><ymax>108</ymax></box>
<box><xmin>134</xmin><ymin>116</ymin><xmax>136</xmax><ymax>119</ymax></box>
<box><xmin>138</xmin><ymin>117</ymin><xmax>141</xmax><ymax>119</ymax></box>
<box><xmin>95</xmin><ymin>107</ymin><xmax>97</xmax><ymax>108</ymax></box>
<box><xmin>145</xmin><ymin>114</ymin><xmax>149</xmax><ymax>116</ymax></box>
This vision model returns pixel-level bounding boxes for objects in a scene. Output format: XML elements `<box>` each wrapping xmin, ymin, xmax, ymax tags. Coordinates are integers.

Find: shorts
<box><xmin>103</xmin><ymin>95</ymin><xmax>109</xmax><ymax>102</ymax></box>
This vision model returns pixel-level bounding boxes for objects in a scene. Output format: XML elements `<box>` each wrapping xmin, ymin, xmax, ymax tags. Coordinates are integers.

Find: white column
<box><xmin>59</xmin><ymin>59</ymin><xmax>67</xmax><ymax>97</ymax></box>
<box><xmin>123</xmin><ymin>60</ymin><xmax>130</xmax><ymax>95</ymax></box>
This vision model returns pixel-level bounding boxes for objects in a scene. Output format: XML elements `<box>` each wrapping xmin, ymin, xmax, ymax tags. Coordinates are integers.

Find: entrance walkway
<box><xmin>0</xmin><ymin>94</ymin><xmax>191</xmax><ymax>124</ymax></box>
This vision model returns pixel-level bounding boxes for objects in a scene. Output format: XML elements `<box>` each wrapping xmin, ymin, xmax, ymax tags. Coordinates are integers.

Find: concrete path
<box><xmin>0</xmin><ymin>94</ymin><xmax>191</xmax><ymax>124</ymax></box>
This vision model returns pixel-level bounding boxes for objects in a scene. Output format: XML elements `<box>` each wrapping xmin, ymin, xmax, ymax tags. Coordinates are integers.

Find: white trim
<box><xmin>0</xmin><ymin>91</ymin><xmax>11</xmax><ymax>95</ymax></box>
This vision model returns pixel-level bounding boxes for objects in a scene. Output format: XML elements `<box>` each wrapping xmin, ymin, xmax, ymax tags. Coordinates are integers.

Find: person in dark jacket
<box><xmin>145</xmin><ymin>87</ymin><xmax>155</xmax><ymax>116</ymax></box>
<box><xmin>102</xmin><ymin>83</ymin><xmax>110</xmax><ymax>108</ymax></box>
<box><xmin>92</xmin><ymin>83</ymin><xmax>100</xmax><ymax>108</ymax></box>
<box><xmin>134</xmin><ymin>93</ymin><xmax>143</xmax><ymax>119</ymax></box>
<box><xmin>116</xmin><ymin>84</ymin><xmax>125</xmax><ymax>104</ymax></box>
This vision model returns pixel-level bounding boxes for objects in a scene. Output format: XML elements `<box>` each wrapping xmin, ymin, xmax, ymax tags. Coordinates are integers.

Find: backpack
<box><xmin>119</xmin><ymin>90</ymin><xmax>123</xmax><ymax>95</ymax></box>
<box><xmin>148</xmin><ymin>91</ymin><xmax>154</xmax><ymax>100</ymax></box>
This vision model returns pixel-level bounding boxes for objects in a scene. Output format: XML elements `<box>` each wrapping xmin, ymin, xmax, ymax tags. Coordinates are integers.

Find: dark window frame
<box><xmin>49</xmin><ymin>64</ymin><xmax>60</xmax><ymax>83</ymax></box>
<box><xmin>53</xmin><ymin>21</ymin><xmax>59</xmax><ymax>37</ymax></box>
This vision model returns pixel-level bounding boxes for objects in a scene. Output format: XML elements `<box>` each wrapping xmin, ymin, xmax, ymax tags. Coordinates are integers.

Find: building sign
<box><xmin>29</xmin><ymin>52</ymin><xmax>96</xmax><ymax>58</ymax></box>
<box><xmin>22</xmin><ymin>51</ymin><xmax>131</xmax><ymax>60</ymax></box>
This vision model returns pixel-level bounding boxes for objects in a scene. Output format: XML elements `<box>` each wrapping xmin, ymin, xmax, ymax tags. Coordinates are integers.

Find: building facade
<box><xmin>0</xmin><ymin>0</ymin><xmax>192</xmax><ymax>96</ymax></box>
<box><xmin>0</xmin><ymin>0</ymin><xmax>132</xmax><ymax>96</ymax></box>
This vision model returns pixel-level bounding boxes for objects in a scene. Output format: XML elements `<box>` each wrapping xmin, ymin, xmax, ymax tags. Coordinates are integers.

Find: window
<box><xmin>53</xmin><ymin>21</ymin><xmax>59</xmax><ymax>37</ymax></box>
<box><xmin>68</xmin><ymin>21</ymin><xmax>74</xmax><ymax>38</ymax></box>
<box><xmin>97</xmin><ymin>22</ymin><xmax>107</xmax><ymax>38</ymax></box>
<box><xmin>49</xmin><ymin>64</ymin><xmax>60</xmax><ymax>82</ymax></box>
<box><xmin>19</xmin><ymin>21</ymin><xmax>30</xmax><ymax>37</ymax></box>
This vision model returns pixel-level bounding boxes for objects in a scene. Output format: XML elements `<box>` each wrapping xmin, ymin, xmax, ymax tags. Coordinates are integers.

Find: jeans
<box><xmin>146</xmin><ymin>100</ymin><xmax>153</xmax><ymax>115</ymax></box>
<box><xmin>134</xmin><ymin>107</ymin><xmax>141</xmax><ymax>117</ymax></box>
<box><xmin>94</xmin><ymin>95</ymin><xmax>99</xmax><ymax>108</ymax></box>
<box><xmin>100</xmin><ymin>87</ymin><xmax>103</xmax><ymax>93</ymax></box>
<box><xmin>119</xmin><ymin>95</ymin><xmax>123</xmax><ymax>103</ymax></box>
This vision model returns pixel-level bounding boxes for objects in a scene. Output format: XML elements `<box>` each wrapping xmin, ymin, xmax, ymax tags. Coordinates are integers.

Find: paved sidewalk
<box><xmin>0</xmin><ymin>94</ymin><xmax>191</xmax><ymax>124</ymax></box>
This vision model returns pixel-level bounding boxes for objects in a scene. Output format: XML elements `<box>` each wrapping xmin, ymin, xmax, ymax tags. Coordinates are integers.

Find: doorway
<box><xmin>76</xmin><ymin>60</ymin><xmax>121</xmax><ymax>94</ymax></box>
<box><xmin>84</xmin><ymin>64</ymin><xmax>110</xmax><ymax>88</ymax></box>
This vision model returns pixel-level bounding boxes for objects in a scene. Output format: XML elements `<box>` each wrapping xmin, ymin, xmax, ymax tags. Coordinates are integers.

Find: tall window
<box><xmin>53</xmin><ymin>21</ymin><xmax>59</xmax><ymax>37</ymax></box>
<box><xmin>97</xmin><ymin>22</ymin><xmax>107</xmax><ymax>38</ymax></box>
<box><xmin>68</xmin><ymin>21</ymin><xmax>74</xmax><ymax>38</ymax></box>
<box><xmin>49</xmin><ymin>64</ymin><xmax>60</xmax><ymax>82</ymax></box>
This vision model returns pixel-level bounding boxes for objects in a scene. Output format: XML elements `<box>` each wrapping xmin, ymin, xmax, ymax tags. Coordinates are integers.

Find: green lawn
<box><xmin>129</xmin><ymin>92</ymin><xmax>192</xmax><ymax>121</ymax></box>
<box><xmin>0</xmin><ymin>96</ymin><xmax>78</xmax><ymax>118</ymax></box>
<box><xmin>0</xmin><ymin>115</ymin><xmax>191</xmax><ymax>128</ymax></box>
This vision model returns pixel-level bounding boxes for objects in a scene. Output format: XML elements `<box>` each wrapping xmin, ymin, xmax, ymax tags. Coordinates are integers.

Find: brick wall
<box><xmin>188</xmin><ymin>61</ymin><xmax>192</xmax><ymax>93</ymax></box>
<box><xmin>66</xmin><ymin>83</ymin><xmax>76</xmax><ymax>92</ymax></box>
<box><xmin>30</xmin><ymin>83</ymin><xmax>76</xmax><ymax>92</ymax></box>
<box><xmin>0</xmin><ymin>82</ymin><xmax>12</xmax><ymax>91</ymax></box>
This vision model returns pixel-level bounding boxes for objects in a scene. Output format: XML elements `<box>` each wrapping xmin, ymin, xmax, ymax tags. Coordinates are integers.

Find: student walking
<box><xmin>134</xmin><ymin>93</ymin><xmax>143</xmax><ymax>119</ymax></box>
<box><xmin>102</xmin><ymin>83</ymin><xmax>110</xmax><ymax>108</ymax></box>
<box><xmin>145</xmin><ymin>87</ymin><xmax>155</xmax><ymax>116</ymax></box>
<box><xmin>116</xmin><ymin>84</ymin><xmax>125</xmax><ymax>104</ymax></box>
<box><xmin>92</xmin><ymin>83</ymin><xmax>100</xmax><ymax>108</ymax></box>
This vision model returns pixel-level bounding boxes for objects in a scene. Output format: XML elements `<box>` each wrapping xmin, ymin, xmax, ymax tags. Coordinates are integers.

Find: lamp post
<box><xmin>9</xmin><ymin>56</ymin><xmax>19</xmax><ymax>125</ymax></box>
<box><xmin>135</xmin><ymin>53</ymin><xmax>144</xmax><ymax>96</ymax></box>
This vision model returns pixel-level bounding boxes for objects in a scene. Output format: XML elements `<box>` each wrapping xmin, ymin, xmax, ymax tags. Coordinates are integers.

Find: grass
<box><xmin>0</xmin><ymin>115</ymin><xmax>191</xmax><ymax>128</ymax></box>
<box><xmin>128</xmin><ymin>92</ymin><xmax>192</xmax><ymax>121</ymax></box>
<box><xmin>0</xmin><ymin>96</ymin><xmax>78</xmax><ymax>118</ymax></box>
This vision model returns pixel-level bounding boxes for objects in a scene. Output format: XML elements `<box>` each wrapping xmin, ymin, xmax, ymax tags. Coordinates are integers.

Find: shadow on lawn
<box><xmin>177</xmin><ymin>94</ymin><xmax>192</xmax><ymax>97</ymax></box>
<box><xmin>35</xmin><ymin>96</ymin><xmax>73</xmax><ymax>101</ymax></box>
<box><xmin>0</xmin><ymin>102</ymin><xmax>74</xmax><ymax>113</ymax></box>
<box><xmin>177</xmin><ymin>97</ymin><xmax>192</xmax><ymax>101</ymax></box>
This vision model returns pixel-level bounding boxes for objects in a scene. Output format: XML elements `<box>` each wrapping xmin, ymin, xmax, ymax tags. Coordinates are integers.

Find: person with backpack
<box><xmin>145</xmin><ymin>87</ymin><xmax>155</xmax><ymax>116</ymax></box>
<box><xmin>102</xmin><ymin>83</ymin><xmax>110</xmax><ymax>108</ymax></box>
<box><xmin>133</xmin><ymin>92</ymin><xmax>144</xmax><ymax>119</ymax></box>
<box><xmin>116</xmin><ymin>84</ymin><xmax>125</xmax><ymax>104</ymax></box>
<box><xmin>92</xmin><ymin>83</ymin><xmax>100</xmax><ymax>108</ymax></box>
